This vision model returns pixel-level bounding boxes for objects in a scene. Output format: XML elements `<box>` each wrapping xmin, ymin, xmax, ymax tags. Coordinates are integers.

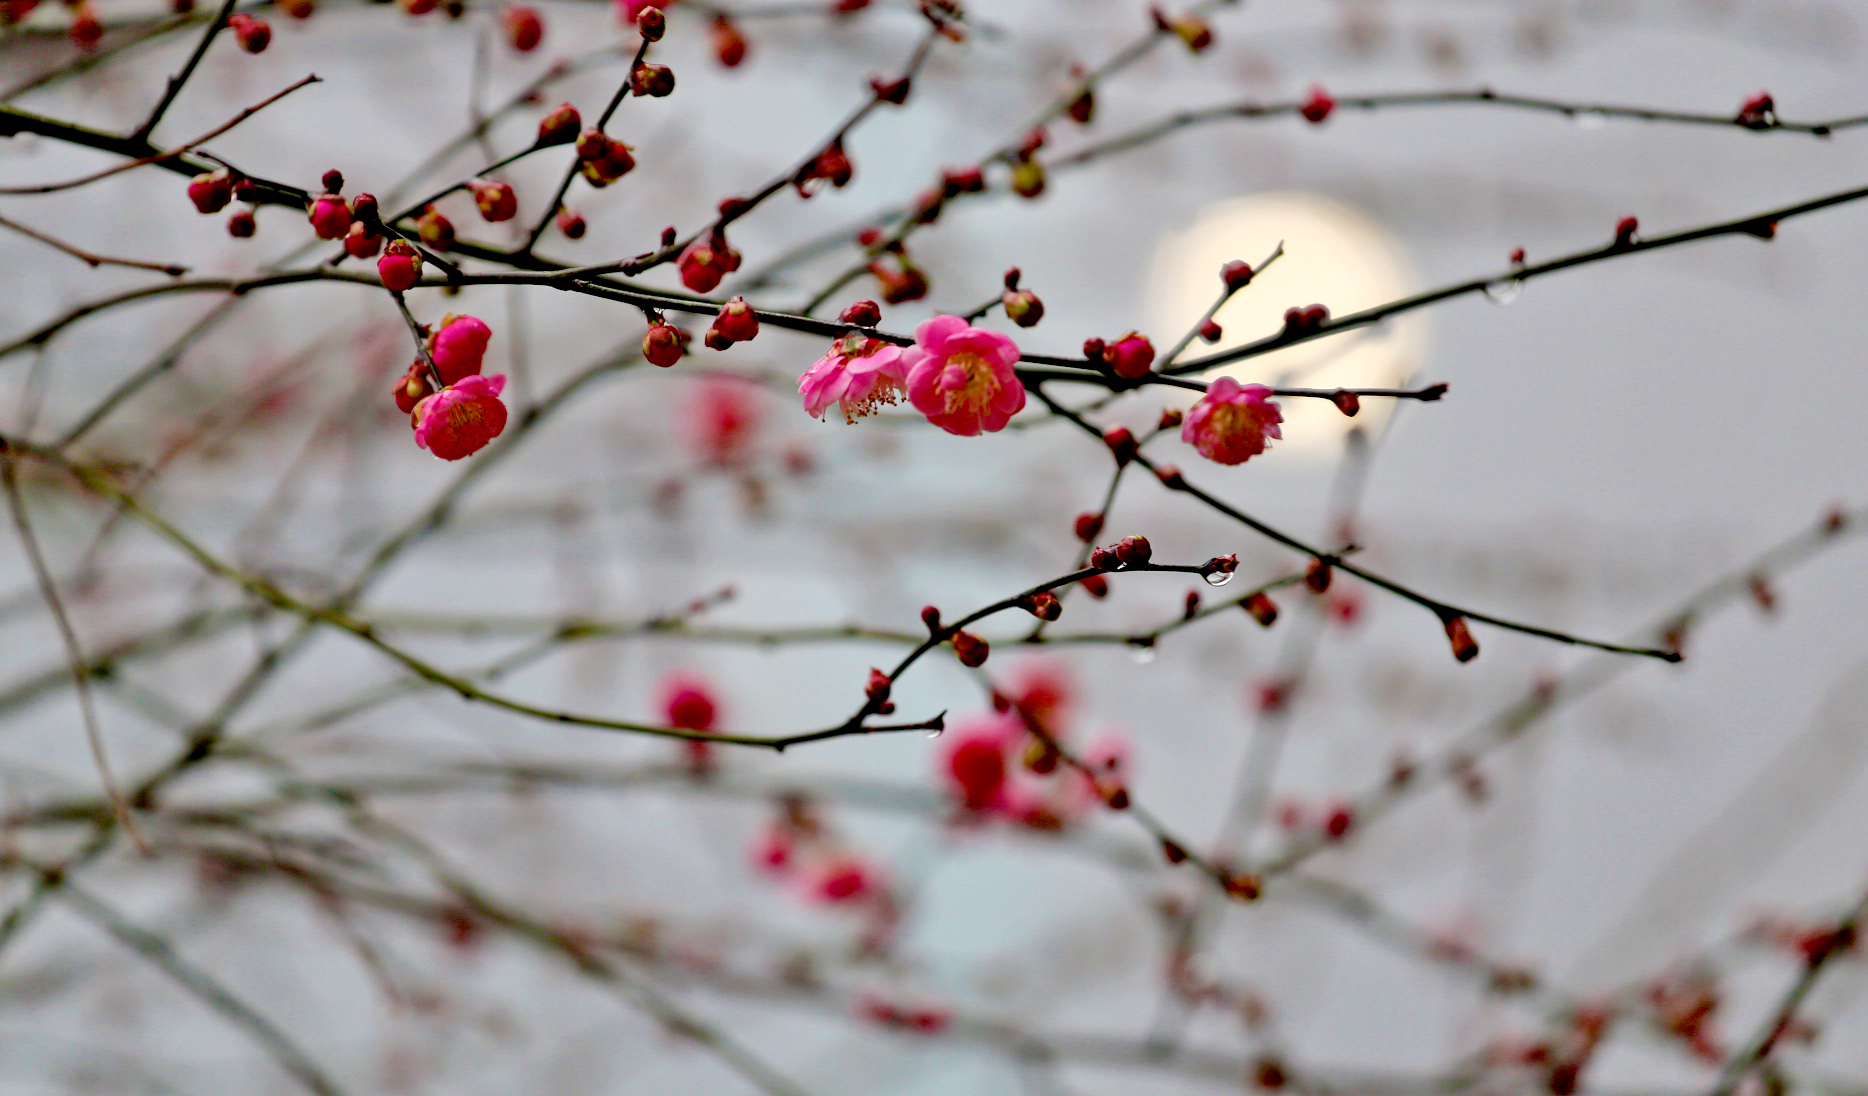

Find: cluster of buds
<box><xmin>576</xmin><ymin>128</ymin><xmax>637</xmax><ymax>187</ymax></box>
<box><xmin>1088</xmin><ymin>534</ymin><xmax>1152</xmax><ymax>571</ymax></box>
<box><xmin>703</xmin><ymin>297</ymin><xmax>760</xmax><ymax>350</ymax></box>
<box><xmin>307</xmin><ymin>169</ymin><xmax>352</xmax><ymax>240</ymax></box>
<box><xmin>677</xmin><ymin>231</ymin><xmax>743</xmax><ymax>293</ymax></box>
<box><xmin>1282</xmin><ymin>304</ymin><xmax>1330</xmax><ymax>336</ymax></box>
<box><xmin>630</xmin><ymin>61</ymin><xmax>675</xmax><ymax>98</ymax></box>
<box><xmin>864</xmin><ymin>668</ymin><xmax>895</xmax><ymax>715</ymax></box>
<box><xmin>1000</xmin><ymin>267</ymin><xmax>1044</xmax><ymax>327</ymax></box>
<box><xmin>228</xmin><ymin>11</ymin><xmax>270</xmax><ymax>52</ymax></box>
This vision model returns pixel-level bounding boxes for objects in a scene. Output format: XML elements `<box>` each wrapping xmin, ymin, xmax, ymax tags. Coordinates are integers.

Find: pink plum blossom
<box><xmin>430</xmin><ymin>314</ymin><xmax>491</xmax><ymax>385</ymax></box>
<box><xmin>800</xmin><ymin>333</ymin><xmax>907</xmax><ymax>423</ymax></box>
<box><xmin>413</xmin><ymin>374</ymin><xmax>508</xmax><ymax>460</ymax></box>
<box><xmin>900</xmin><ymin>315</ymin><xmax>1025</xmax><ymax>436</ymax></box>
<box><xmin>1180</xmin><ymin>376</ymin><xmax>1283</xmax><ymax>465</ymax></box>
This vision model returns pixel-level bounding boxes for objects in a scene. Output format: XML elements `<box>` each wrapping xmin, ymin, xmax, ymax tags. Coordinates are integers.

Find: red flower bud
<box><xmin>1198</xmin><ymin>319</ymin><xmax>1223</xmax><ymax>342</ymax></box>
<box><xmin>226</xmin><ymin>209</ymin><xmax>255</xmax><ymax>237</ymax></box>
<box><xmin>1114</xmin><ymin>534</ymin><xmax>1152</xmax><ymax>567</ymax></box>
<box><xmin>1002</xmin><ymin>288</ymin><xmax>1043</xmax><ymax>327</ymax></box>
<box><xmin>393</xmin><ymin>361</ymin><xmax>436</xmax><ymax>414</ymax></box>
<box><xmin>1066</xmin><ymin>87</ymin><xmax>1094</xmax><ymax>125</ymax></box>
<box><xmin>279</xmin><ymin>0</ymin><xmax>312</xmax><ymax>16</ymax></box>
<box><xmin>1223</xmin><ymin>872</ymin><xmax>1261</xmax><ymax>901</ymax></box>
<box><xmin>321</xmin><ymin>169</ymin><xmax>345</xmax><ymax>194</ymax></box>
<box><xmin>501</xmin><ymin>3</ymin><xmax>542</xmax><ymax>49</ymax></box>
<box><xmin>1079</xmin><ymin>574</ymin><xmax>1109</xmax><ymax>599</ymax></box>
<box><xmin>1081</xmin><ymin>337</ymin><xmax>1106</xmax><ymax>361</ymax></box>
<box><xmin>1102</xmin><ymin>425</ymin><xmax>1137</xmax><ymax>465</ymax></box>
<box><xmin>1304</xmin><ymin>558</ymin><xmax>1332</xmax><ymax>593</ymax></box>
<box><xmin>1184</xmin><ymin>589</ymin><xmax>1202</xmax><ymax>619</ymax></box>
<box><xmin>556</xmin><ymin>207</ymin><xmax>586</xmax><ymax>239</ymax></box>
<box><xmin>1073</xmin><ymin>511</ymin><xmax>1104</xmax><ymax>543</ymax></box>
<box><xmin>951</xmin><ymin>630</ymin><xmax>989</xmax><ymax>668</ymax></box>
<box><xmin>1221</xmin><ymin>259</ymin><xmax>1254</xmax><ymax>290</ymax></box>
<box><xmin>1010</xmin><ymin>159</ymin><xmax>1047</xmax><ymax>199</ymax></box>
<box><xmin>635</xmin><ymin>4</ymin><xmax>664</xmax><ymax>39</ymax></box>
<box><xmin>678</xmin><ymin>238</ymin><xmax>730</xmax><ymax>293</ymax></box>
<box><xmin>920</xmin><ymin>605</ymin><xmax>942</xmax><ymax>633</ymax></box>
<box><xmin>1735</xmin><ymin>90</ymin><xmax>1775</xmax><ymax>129</ymax></box>
<box><xmin>1023</xmin><ymin>592</ymin><xmax>1062</xmax><ymax>620</ymax></box>
<box><xmin>839</xmin><ymin>299</ymin><xmax>882</xmax><ymax>327</ymax></box>
<box><xmin>1509</xmin><ymin>246</ymin><xmax>1526</xmax><ymax>266</ymax></box>
<box><xmin>344</xmin><ymin>222</ymin><xmax>383</xmax><ymax>258</ymax></box>
<box><xmin>378</xmin><ymin>239</ymin><xmax>423</xmax><ymax>291</ymax></box>
<box><xmin>1300</xmin><ymin>85</ymin><xmax>1334</xmax><ymax>124</ymax></box>
<box><xmin>228</xmin><ymin>12</ymin><xmax>269</xmax><ymax>51</ymax></box>
<box><xmin>1613</xmin><ymin>216</ymin><xmax>1638</xmax><ymax>246</ymax></box>
<box><xmin>865</xmin><ymin>668</ymin><xmax>892</xmax><ymax>703</ymax></box>
<box><xmin>575</xmin><ymin>130</ymin><xmax>636</xmax><ymax>187</ymax></box>
<box><xmin>1242</xmin><ymin>592</ymin><xmax>1279</xmax><ymax>627</ymax></box>
<box><xmin>642</xmin><ymin>322</ymin><xmax>684</xmax><ymax>367</ymax></box>
<box><xmin>470</xmin><ymin>179</ymin><xmax>518</xmax><ymax>222</ymax></box>
<box><xmin>187</xmin><ymin>168</ymin><xmax>233</xmax><ymax>214</ymax></box>
<box><xmin>711</xmin><ymin>15</ymin><xmax>746</xmax><ymax>67</ymax></box>
<box><xmin>942</xmin><ymin>167</ymin><xmax>985</xmax><ymax>195</ymax></box>
<box><xmin>1106</xmin><ymin>332</ymin><xmax>1155</xmax><ymax>379</ymax></box>
<box><xmin>536</xmin><ymin>102</ymin><xmax>581</xmax><ymax>146</ymax></box>
<box><xmin>416</xmin><ymin>207</ymin><xmax>455</xmax><ymax>251</ymax></box>
<box><xmin>702</xmin><ymin>327</ymin><xmax>734</xmax><ymax>352</ymax></box>
<box><xmin>1154</xmin><ymin>464</ymin><xmax>1186</xmax><ymax>489</ymax></box>
<box><xmin>709</xmin><ymin>296</ymin><xmax>760</xmax><ymax>344</ymax></box>
<box><xmin>869</xmin><ymin>261</ymin><xmax>927</xmax><ymax>304</ymax></box>
<box><xmin>1170</xmin><ymin>14</ymin><xmax>1212</xmax><ymax>51</ymax></box>
<box><xmin>1159</xmin><ymin>408</ymin><xmax>1184</xmax><ymax>430</ymax></box>
<box><xmin>870</xmin><ymin>74</ymin><xmax>910</xmax><ymax>104</ymax></box>
<box><xmin>1330</xmin><ymin>389</ymin><xmax>1360</xmax><ymax>417</ymax></box>
<box><xmin>308</xmin><ymin>192</ymin><xmax>352</xmax><ymax>240</ymax></box>
<box><xmin>1323</xmin><ymin>802</ymin><xmax>1354</xmax><ymax>840</ymax></box>
<box><xmin>1443</xmin><ymin>614</ymin><xmax>1479</xmax><ymax>662</ymax></box>
<box><xmin>1161</xmin><ymin>838</ymin><xmax>1188</xmax><ymax>864</ymax></box>
<box><xmin>1088</xmin><ymin>546</ymin><xmax>1119</xmax><ymax>571</ymax></box>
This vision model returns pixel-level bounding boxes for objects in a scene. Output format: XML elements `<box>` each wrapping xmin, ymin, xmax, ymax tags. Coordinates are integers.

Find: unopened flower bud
<box><xmin>502</xmin><ymin>3</ymin><xmax>542</xmax><ymax>49</ymax></box>
<box><xmin>1300</xmin><ymin>85</ymin><xmax>1334</xmax><ymax>123</ymax></box>
<box><xmin>1161</xmin><ymin>838</ymin><xmax>1188</xmax><ymax>864</ymax></box>
<box><xmin>870</xmin><ymin>74</ymin><xmax>909</xmax><ymax>104</ymax></box>
<box><xmin>1510</xmin><ymin>246</ymin><xmax>1526</xmax><ymax>266</ymax></box>
<box><xmin>1081</xmin><ymin>337</ymin><xmax>1106</xmax><ymax>361</ymax></box>
<box><xmin>1073</xmin><ymin>511</ymin><xmax>1104</xmax><ymax>543</ymax></box>
<box><xmin>187</xmin><ymin>168</ymin><xmax>233</xmax><ymax>214</ymax></box>
<box><xmin>1010</xmin><ymin>159</ymin><xmax>1046</xmax><ymax>199</ymax></box>
<box><xmin>1171</xmin><ymin>15</ymin><xmax>1211</xmax><ymax>51</ymax></box>
<box><xmin>1184</xmin><ymin>589</ymin><xmax>1202</xmax><ymax>619</ymax></box>
<box><xmin>865</xmin><ymin>668</ymin><xmax>892</xmax><ymax>703</ymax></box>
<box><xmin>839</xmin><ymin>299</ymin><xmax>882</xmax><ymax>327</ymax></box>
<box><xmin>1197</xmin><ymin>319</ymin><xmax>1222</xmax><ymax>342</ymax></box>
<box><xmin>308</xmin><ymin>192</ymin><xmax>352</xmax><ymax>239</ymax></box>
<box><xmin>1002</xmin><ymin>288</ymin><xmax>1043</xmax><ymax>327</ymax></box>
<box><xmin>536</xmin><ymin>102</ymin><xmax>581</xmax><ymax>146</ymax></box>
<box><xmin>1154</xmin><ymin>464</ymin><xmax>1186</xmax><ymax>489</ymax></box>
<box><xmin>711</xmin><ymin>15</ymin><xmax>746</xmax><ymax>67</ymax></box>
<box><xmin>1102</xmin><ymin>784</ymin><xmax>1130</xmax><ymax>810</ymax></box>
<box><xmin>920</xmin><ymin>605</ymin><xmax>942</xmax><ymax>634</ymax></box>
<box><xmin>1159</xmin><ymin>408</ymin><xmax>1184</xmax><ymax>430</ymax></box>
<box><xmin>228</xmin><ymin>12</ymin><xmax>270</xmax><ymax>51</ymax></box>
<box><xmin>556</xmin><ymin>207</ymin><xmax>586</xmax><ymax>239</ymax></box>
<box><xmin>1223</xmin><ymin>871</ymin><xmax>1261</xmax><ymax>901</ymax></box>
<box><xmin>1443</xmin><ymin>614</ymin><xmax>1479</xmax><ymax>662</ymax></box>
<box><xmin>378</xmin><ymin>239</ymin><xmax>423</xmax><ymax>291</ymax></box>
<box><xmin>575</xmin><ymin>130</ymin><xmax>636</xmax><ymax>187</ymax></box>
<box><xmin>227</xmin><ymin>209</ymin><xmax>256</xmax><ymax>237</ymax></box>
<box><xmin>1735</xmin><ymin>90</ymin><xmax>1775</xmax><ymax>129</ymax></box>
<box><xmin>320</xmin><ymin>169</ymin><xmax>345</xmax><ymax>194</ymax></box>
<box><xmin>393</xmin><ymin>361</ymin><xmax>436</xmax><ymax>414</ymax></box>
<box><xmin>1106</xmin><ymin>332</ymin><xmax>1155</xmax><ymax>379</ymax></box>
<box><xmin>1304</xmin><ymin>557</ymin><xmax>1332</xmax><ymax>593</ymax></box>
<box><xmin>642</xmin><ymin>322</ymin><xmax>684</xmax><ymax>366</ymax></box>
<box><xmin>416</xmin><ymin>207</ymin><xmax>455</xmax><ymax>250</ymax></box>
<box><xmin>942</xmin><ymin>167</ymin><xmax>984</xmax><ymax>195</ymax></box>
<box><xmin>1079</xmin><ymin>574</ymin><xmax>1109</xmax><ymax>599</ymax></box>
<box><xmin>1088</xmin><ymin>546</ymin><xmax>1119</xmax><ymax>571</ymax></box>
<box><xmin>1613</xmin><ymin>216</ymin><xmax>1639</xmax><ymax>246</ymax></box>
<box><xmin>1114</xmin><ymin>534</ymin><xmax>1152</xmax><ymax>567</ymax></box>
<box><xmin>951</xmin><ymin>631</ymin><xmax>989</xmax><ymax>668</ymax></box>
<box><xmin>344</xmin><ymin>222</ymin><xmax>383</xmax><ymax>258</ymax></box>
<box><xmin>710</xmin><ymin>296</ymin><xmax>760</xmax><ymax>344</ymax></box>
<box><xmin>470</xmin><ymin>179</ymin><xmax>517</xmax><ymax>222</ymax></box>
<box><xmin>1221</xmin><ymin>259</ymin><xmax>1254</xmax><ymax>290</ymax></box>
<box><xmin>1066</xmin><ymin>86</ymin><xmax>1094</xmax><ymax>125</ymax></box>
<box><xmin>1242</xmin><ymin>591</ymin><xmax>1279</xmax><ymax>627</ymax></box>
<box><xmin>1022</xmin><ymin>592</ymin><xmax>1062</xmax><ymax>620</ymax></box>
<box><xmin>634</xmin><ymin>3</ymin><xmax>664</xmax><ymax>38</ymax></box>
<box><xmin>1102</xmin><ymin>425</ymin><xmax>1137</xmax><ymax>465</ymax></box>
<box><xmin>1024</xmin><ymin>737</ymin><xmax>1059</xmax><ymax>773</ymax></box>
<box><xmin>703</xmin><ymin>327</ymin><xmax>734</xmax><ymax>351</ymax></box>
<box><xmin>1330</xmin><ymin>389</ymin><xmax>1360</xmax><ymax>417</ymax></box>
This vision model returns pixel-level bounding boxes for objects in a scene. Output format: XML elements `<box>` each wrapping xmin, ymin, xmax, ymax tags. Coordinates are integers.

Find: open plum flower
<box><xmin>1181</xmin><ymin>376</ymin><xmax>1283</xmax><ymax>465</ymax></box>
<box><xmin>900</xmin><ymin>315</ymin><xmax>1025</xmax><ymax>435</ymax></box>
<box><xmin>799</xmin><ymin>333</ymin><xmax>906</xmax><ymax>423</ymax></box>
<box><xmin>413</xmin><ymin>374</ymin><xmax>509</xmax><ymax>460</ymax></box>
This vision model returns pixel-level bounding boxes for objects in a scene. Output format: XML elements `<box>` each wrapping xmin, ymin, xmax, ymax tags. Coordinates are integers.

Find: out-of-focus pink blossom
<box><xmin>799</xmin><ymin>333</ymin><xmax>906</xmax><ymax>423</ymax></box>
<box><xmin>687</xmin><ymin>377</ymin><xmax>760</xmax><ymax>467</ymax></box>
<box><xmin>413</xmin><ymin>374</ymin><xmax>508</xmax><ymax>461</ymax></box>
<box><xmin>658</xmin><ymin>672</ymin><xmax>719</xmax><ymax>731</ymax></box>
<box><xmin>1181</xmin><ymin>377</ymin><xmax>1283</xmax><ymax>465</ymax></box>
<box><xmin>901</xmin><ymin>315</ymin><xmax>1025</xmax><ymax>436</ymax></box>
<box><xmin>938</xmin><ymin>715</ymin><xmax>1019</xmax><ymax>811</ymax></box>
<box><xmin>809</xmin><ymin>856</ymin><xmax>879</xmax><ymax>904</ymax></box>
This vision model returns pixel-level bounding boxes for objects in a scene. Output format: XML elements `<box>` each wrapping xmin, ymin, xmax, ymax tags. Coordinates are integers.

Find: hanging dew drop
<box><xmin>1573</xmin><ymin>110</ymin><xmax>1606</xmax><ymax>130</ymax></box>
<box><xmin>1203</xmin><ymin>571</ymin><xmax>1235</xmax><ymax>587</ymax></box>
<box><xmin>924</xmin><ymin>725</ymin><xmax>945</xmax><ymax>739</ymax></box>
<box><xmin>1482</xmin><ymin>279</ymin><xmax>1522</xmax><ymax>306</ymax></box>
<box><xmin>1129</xmin><ymin>644</ymin><xmax>1157</xmax><ymax>665</ymax></box>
